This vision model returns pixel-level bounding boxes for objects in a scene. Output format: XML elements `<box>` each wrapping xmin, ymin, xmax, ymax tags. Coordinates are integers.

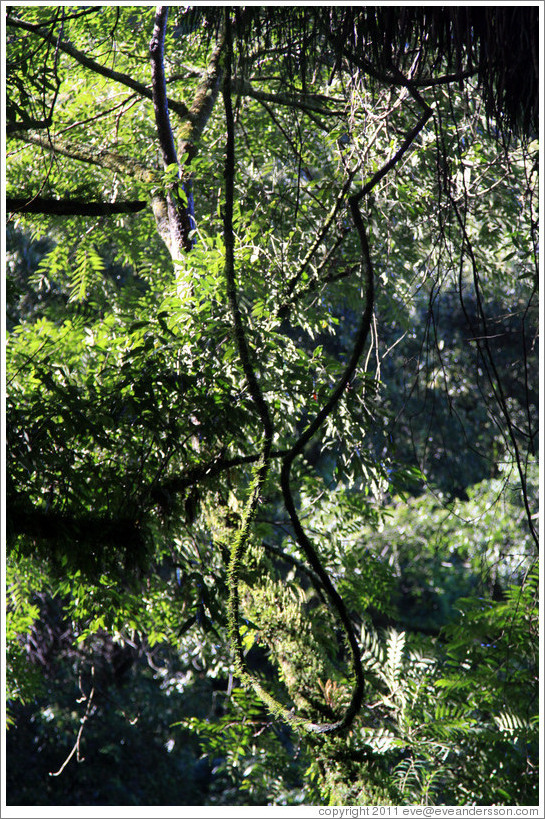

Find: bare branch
<box><xmin>281</xmin><ymin>168</ymin><xmax>359</xmax><ymax>308</ymax></box>
<box><xmin>49</xmin><ymin>670</ymin><xmax>95</xmax><ymax>777</ymax></box>
<box><xmin>6</xmin><ymin>117</ymin><xmax>53</xmax><ymax>134</ymax></box>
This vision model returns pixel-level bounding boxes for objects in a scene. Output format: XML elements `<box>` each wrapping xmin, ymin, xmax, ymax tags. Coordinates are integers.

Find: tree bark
<box><xmin>149</xmin><ymin>6</ymin><xmax>194</xmax><ymax>257</ymax></box>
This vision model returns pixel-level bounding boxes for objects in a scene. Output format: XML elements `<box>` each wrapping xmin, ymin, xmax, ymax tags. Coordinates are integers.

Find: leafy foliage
<box><xmin>4</xmin><ymin>5</ymin><xmax>538</xmax><ymax>808</ymax></box>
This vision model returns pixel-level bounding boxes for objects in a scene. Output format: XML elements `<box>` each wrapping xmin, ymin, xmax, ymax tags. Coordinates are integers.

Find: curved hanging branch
<box><xmin>276</xmin><ymin>71</ymin><xmax>433</xmax><ymax>733</ymax></box>
<box><xmin>277</xmin><ymin>196</ymin><xmax>374</xmax><ymax>734</ymax></box>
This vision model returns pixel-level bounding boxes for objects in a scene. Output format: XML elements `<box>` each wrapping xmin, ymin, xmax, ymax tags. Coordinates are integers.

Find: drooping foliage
<box><xmin>10</xmin><ymin>6</ymin><xmax>537</xmax><ymax>138</ymax></box>
<box><xmin>5</xmin><ymin>4</ymin><xmax>539</xmax><ymax>807</ymax></box>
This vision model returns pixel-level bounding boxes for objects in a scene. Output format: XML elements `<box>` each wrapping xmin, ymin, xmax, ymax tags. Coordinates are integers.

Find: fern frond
<box><xmin>431</xmin><ymin>703</ymin><xmax>476</xmax><ymax>738</ymax></box>
<box><xmin>360</xmin><ymin>623</ymin><xmax>388</xmax><ymax>685</ymax></box>
<box><xmin>29</xmin><ymin>244</ymin><xmax>70</xmax><ymax>290</ymax></box>
<box><xmin>359</xmin><ymin>726</ymin><xmax>403</xmax><ymax>753</ymax></box>
<box><xmin>70</xmin><ymin>245</ymin><xmax>105</xmax><ymax>302</ymax></box>
<box><xmin>494</xmin><ymin>710</ymin><xmax>532</xmax><ymax>738</ymax></box>
<box><xmin>385</xmin><ymin>628</ymin><xmax>406</xmax><ymax>685</ymax></box>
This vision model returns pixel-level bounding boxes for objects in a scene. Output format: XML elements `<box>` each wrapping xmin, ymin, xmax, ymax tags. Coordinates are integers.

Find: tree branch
<box><xmin>277</xmin><ymin>190</ymin><xmax>374</xmax><ymax>736</ymax></box>
<box><xmin>321</xmin><ymin>23</ymin><xmax>478</xmax><ymax>91</ymax></box>
<box><xmin>150</xmin><ymin>6</ymin><xmax>194</xmax><ymax>256</ymax></box>
<box><xmin>224</xmin><ymin>9</ymin><xmax>363</xmax><ymax>736</ymax></box>
<box><xmin>232</xmin><ymin>77</ymin><xmax>346</xmax><ymax>117</ymax></box>
<box><xmin>7</xmin><ymin>197</ymin><xmax>146</xmax><ymax>216</ymax></box>
<box><xmin>274</xmin><ymin>71</ymin><xmax>434</xmax><ymax>738</ymax></box>
<box><xmin>450</xmin><ymin>195</ymin><xmax>539</xmax><ymax>549</ymax></box>
<box><xmin>6</xmin><ymin>117</ymin><xmax>53</xmax><ymax>134</ymax></box>
<box><xmin>10</xmin><ymin>131</ymin><xmax>155</xmax><ymax>183</ymax></box>
<box><xmin>355</xmin><ymin>104</ymin><xmax>433</xmax><ymax>203</ymax></box>
<box><xmin>280</xmin><ymin>168</ymin><xmax>359</xmax><ymax>311</ymax></box>
<box><xmin>147</xmin><ymin>448</ymin><xmax>289</xmax><ymax>508</ymax></box>
<box><xmin>8</xmin><ymin>10</ymin><xmax>224</xmax><ymax>257</ymax></box>
<box><xmin>49</xmin><ymin>669</ymin><xmax>95</xmax><ymax>776</ymax></box>
<box><xmin>177</xmin><ymin>37</ymin><xmax>224</xmax><ymax>161</ymax></box>
<box><xmin>7</xmin><ymin>14</ymin><xmax>190</xmax><ymax>121</ymax></box>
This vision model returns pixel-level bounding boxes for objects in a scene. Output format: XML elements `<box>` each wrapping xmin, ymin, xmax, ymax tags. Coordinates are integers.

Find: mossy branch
<box><xmin>221</xmin><ymin>10</ymin><xmax>278</xmax><ymax>720</ymax></box>
<box><xmin>8</xmin><ymin>132</ymin><xmax>155</xmax><ymax>183</ymax></box>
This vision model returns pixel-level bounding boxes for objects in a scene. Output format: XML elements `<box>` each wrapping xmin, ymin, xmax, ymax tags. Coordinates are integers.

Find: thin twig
<box><xmin>49</xmin><ymin>668</ymin><xmax>95</xmax><ymax>777</ymax></box>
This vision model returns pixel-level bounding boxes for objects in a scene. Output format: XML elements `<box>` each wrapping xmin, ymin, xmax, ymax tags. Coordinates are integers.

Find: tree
<box><xmin>5</xmin><ymin>5</ymin><xmax>538</xmax><ymax>806</ymax></box>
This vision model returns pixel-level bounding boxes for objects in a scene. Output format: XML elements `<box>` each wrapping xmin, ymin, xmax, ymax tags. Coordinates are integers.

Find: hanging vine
<box><xmin>221</xmin><ymin>7</ymin><xmax>439</xmax><ymax>733</ymax></box>
<box><xmin>222</xmin><ymin>8</ymin><xmax>369</xmax><ymax>735</ymax></box>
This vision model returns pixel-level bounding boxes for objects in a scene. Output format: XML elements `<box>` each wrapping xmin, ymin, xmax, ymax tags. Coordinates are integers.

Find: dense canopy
<box><xmin>4</xmin><ymin>4</ymin><xmax>539</xmax><ymax>808</ymax></box>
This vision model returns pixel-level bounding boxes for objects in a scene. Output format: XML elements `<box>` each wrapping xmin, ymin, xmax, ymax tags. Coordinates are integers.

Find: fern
<box><xmin>359</xmin><ymin>727</ymin><xmax>402</xmax><ymax>753</ymax></box>
<box><xmin>431</xmin><ymin>703</ymin><xmax>476</xmax><ymax>739</ymax></box>
<box><xmin>359</xmin><ymin>623</ymin><xmax>386</xmax><ymax>683</ymax></box>
<box><xmin>29</xmin><ymin>244</ymin><xmax>70</xmax><ymax>291</ymax></box>
<box><xmin>27</xmin><ymin>241</ymin><xmax>106</xmax><ymax>302</ymax></box>
<box><xmin>385</xmin><ymin>628</ymin><xmax>405</xmax><ymax>686</ymax></box>
<box><xmin>394</xmin><ymin>756</ymin><xmax>431</xmax><ymax>801</ymax></box>
<box><xmin>494</xmin><ymin>710</ymin><xmax>532</xmax><ymax>741</ymax></box>
<box><xmin>70</xmin><ymin>245</ymin><xmax>105</xmax><ymax>302</ymax></box>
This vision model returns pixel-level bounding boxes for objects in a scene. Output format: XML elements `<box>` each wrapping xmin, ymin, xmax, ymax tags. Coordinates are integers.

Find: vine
<box><xmin>222</xmin><ymin>8</ymin><xmax>373</xmax><ymax>735</ymax></box>
<box><xmin>220</xmin><ymin>8</ymin><xmax>438</xmax><ymax>736</ymax></box>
